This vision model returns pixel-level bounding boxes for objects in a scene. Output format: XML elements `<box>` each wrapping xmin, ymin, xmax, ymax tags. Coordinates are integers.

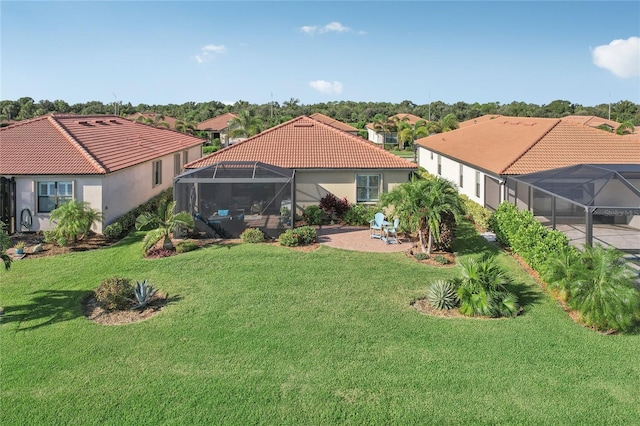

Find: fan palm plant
<box><xmin>228</xmin><ymin>110</ymin><xmax>263</xmax><ymax>139</ymax></box>
<box><xmin>48</xmin><ymin>200</ymin><xmax>103</xmax><ymax>244</ymax></box>
<box><xmin>135</xmin><ymin>200</ymin><xmax>195</xmax><ymax>252</ymax></box>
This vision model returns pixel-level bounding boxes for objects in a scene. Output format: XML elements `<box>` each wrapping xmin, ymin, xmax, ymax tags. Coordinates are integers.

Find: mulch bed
<box><xmin>83</xmin><ymin>293</ymin><xmax>168</xmax><ymax>325</ymax></box>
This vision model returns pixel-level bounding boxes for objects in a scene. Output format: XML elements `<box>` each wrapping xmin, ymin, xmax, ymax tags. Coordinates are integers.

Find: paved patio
<box><xmin>316</xmin><ymin>225</ymin><xmax>411</xmax><ymax>253</ymax></box>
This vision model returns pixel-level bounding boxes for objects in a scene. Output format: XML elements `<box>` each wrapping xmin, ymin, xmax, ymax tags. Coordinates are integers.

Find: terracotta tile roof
<box><xmin>1</xmin><ymin>114</ymin><xmax>204</xmax><ymax>175</ymax></box>
<box><xmin>309</xmin><ymin>113</ymin><xmax>358</xmax><ymax>132</ymax></box>
<box><xmin>365</xmin><ymin>113</ymin><xmax>427</xmax><ymax>130</ymax></box>
<box><xmin>459</xmin><ymin>115</ymin><xmax>502</xmax><ymax>128</ymax></box>
<box><xmin>415</xmin><ymin>117</ymin><xmax>640</xmax><ymax>175</ymax></box>
<box><xmin>560</xmin><ymin>115</ymin><xmax>620</xmax><ymax>129</ymax></box>
<box><xmin>197</xmin><ymin>113</ymin><xmax>238</xmax><ymax>131</ymax></box>
<box><xmin>185</xmin><ymin>115</ymin><xmax>417</xmax><ymax>170</ymax></box>
<box><xmin>127</xmin><ymin>112</ymin><xmax>181</xmax><ymax>129</ymax></box>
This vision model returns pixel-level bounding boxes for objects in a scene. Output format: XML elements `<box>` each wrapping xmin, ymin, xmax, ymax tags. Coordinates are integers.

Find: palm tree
<box><xmin>135</xmin><ymin>199</ymin><xmax>195</xmax><ymax>252</ymax></box>
<box><xmin>174</xmin><ymin>119</ymin><xmax>197</xmax><ymax>135</ymax></box>
<box><xmin>567</xmin><ymin>244</ymin><xmax>640</xmax><ymax>332</ymax></box>
<box><xmin>440</xmin><ymin>113</ymin><xmax>459</xmax><ymax>132</ymax></box>
<box><xmin>398</xmin><ymin>119</ymin><xmax>429</xmax><ymax>151</ymax></box>
<box><xmin>228</xmin><ymin>110</ymin><xmax>262</xmax><ymax>139</ymax></box>
<box><xmin>616</xmin><ymin>120</ymin><xmax>635</xmax><ymax>135</ymax></box>
<box><xmin>49</xmin><ymin>200</ymin><xmax>104</xmax><ymax>244</ymax></box>
<box><xmin>381</xmin><ymin>175</ymin><xmax>465</xmax><ymax>255</ymax></box>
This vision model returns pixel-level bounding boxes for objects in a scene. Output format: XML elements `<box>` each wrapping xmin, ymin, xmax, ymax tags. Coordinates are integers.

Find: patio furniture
<box><xmin>382</xmin><ymin>218</ymin><xmax>400</xmax><ymax>244</ymax></box>
<box><xmin>370</xmin><ymin>212</ymin><xmax>388</xmax><ymax>239</ymax></box>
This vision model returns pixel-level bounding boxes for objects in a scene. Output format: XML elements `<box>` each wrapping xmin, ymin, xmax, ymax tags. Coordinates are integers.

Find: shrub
<box><xmin>460</xmin><ymin>194</ymin><xmax>491</xmax><ymax>231</ymax></box>
<box><xmin>319</xmin><ymin>193</ymin><xmax>351</xmax><ymax>220</ymax></box>
<box><xmin>103</xmin><ymin>222</ymin><xmax>123</xmax><ymax>241</ymax></box>
<box><xmin>240</xmin><ymin>228</ymin><xmax>265</xmax><ymax>243</ymax></box>
<box><xmin>95</xmin><ymin>276</ymin><xmax>134</xmax><ymax>310</ymax></box>
<box><xmin>48</xmin><ymin>200</ymin><xmax>103</xmax><ymax>245</ymax></box>
<box><xmin>146</xmin><ymin>248</ymin><xmax>175</xmax><ymax>258</ymax></box>
<box><xmin>303</xmin><ymin>205</ymin><xmax>326</xmax><ymax>226</ymax></box>
<box><xmin>426</xmin><ymin>279</ymin><xmax>460</xmax><ymax>310</ymax></box>
<box><xmin>343</xmin><ymin>204</ymin><xmax>376</xmax><ymax>226</ymax></box>
<box><xmin>102</xmin><ymin>189</ymin><xmax>173</xmax><ymax>241</ymax></box>
<box><xmin>434</xmin><ymin>254</ymin><xmax>449</xmax><ymax>265</ymax></box>
<box><xmin>176</xmin><ymin>240</ymin><xmax>199</xmax><ymax>253</ymax></box>
<box><xmin>414</xmin><ymin>252</ymin><xmax>429</xmax><ymax>261</ymax></box>
<box><xmin>278</xmin><ymin>226</ymin><xmax>317</xmax><ymax>247</ymax></box>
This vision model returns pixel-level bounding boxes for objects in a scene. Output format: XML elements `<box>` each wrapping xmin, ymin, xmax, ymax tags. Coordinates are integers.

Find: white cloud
<box><xmin>298</xmin><ymin>21</ymin><xmax>358</xmax><ymax>35</ymax></box>
<box><xmin>592</xmin><ymin>36</ymin><xmax>640</xmax><ymax>78</ymax></box>
<box><xmin>195</xmin><ymin>44</ymin><xmax>226</xmax><ymax>64</ymax></box>
<box><xmin>309</xmin><ymin>80</ymin><xmax>343</xmax><ymax>95</ymax></box>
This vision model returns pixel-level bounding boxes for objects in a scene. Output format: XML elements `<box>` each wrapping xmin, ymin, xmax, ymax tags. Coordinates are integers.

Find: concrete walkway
<box><xmin>316</xmin><ymin>225</ymin><xmax>411</xmax><ymax>253</ymax></box>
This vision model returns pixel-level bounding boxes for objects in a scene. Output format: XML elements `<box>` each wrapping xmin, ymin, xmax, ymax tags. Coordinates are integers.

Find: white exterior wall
<box><xmin>367</xmin><ymin>128</ymin><xmax>383</xmax><ymax>144</ymax></box>
<box><xmin>417</xmin><ymin>146</ymin><xmax>488</xmax><ymax>206</ymax></box>
<box><xmin>294</xmin><ymin>169</ymin><xmax>413</xmax><ymax>213</ymax></box>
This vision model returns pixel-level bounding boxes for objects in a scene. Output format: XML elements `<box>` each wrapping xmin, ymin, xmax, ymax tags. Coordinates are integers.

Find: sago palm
<box><xmin>49</xmin><ymin>200</ymin><xmax>103</xmax><ymax>243</ymax></box>
<box><xmin>135</xmin><ymin>200</ymin><xmax>195</xmax><ymax>252</ymax></box>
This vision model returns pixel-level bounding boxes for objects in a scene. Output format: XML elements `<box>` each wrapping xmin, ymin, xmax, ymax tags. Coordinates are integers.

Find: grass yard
<box><xmin>1</xmin><ymin>223</ymin><xmax>639</xmax><ymax>425</ymax></box>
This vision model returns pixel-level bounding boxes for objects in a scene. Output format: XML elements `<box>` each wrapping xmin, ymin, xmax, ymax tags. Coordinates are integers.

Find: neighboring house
<box><xmin>127</xmin><ymin>112</ymin><xmax>181</xmax><ymax>130</ymax></box>
<box><xmin>366</xmin><ymin>113</ymin><xmax>426</xmax><ymax>145</ymax></box>
<box><xmin>0</xmin><ymin>114</ymin><xmax>204</xmax><ymax>234</ymax></box>
<box><xmin>309</xmin><ymin>113</ymin><xmax>360</xmax><ymax>135</ymax></box>
<box><xmin>415</xmin><ymin>117</ymin><xmax>640</xmax><ymax>226</ymax></box>
<box><xmin>182</xmin><ymin>115</ymin><xmax>417</xmax><ymax>215</ymax></box>
<box><xmin>560</xmin><ymin>115</ymin><xmax>629</xmax><ymax>133</ymax></box>
<box><xmin>197</xmin><ymin>112</ymin><xmax>239</xmax><ymax>146</ymax></box>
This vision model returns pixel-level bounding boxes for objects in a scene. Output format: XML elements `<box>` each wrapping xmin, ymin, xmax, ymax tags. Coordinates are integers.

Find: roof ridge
<box><xmin>48</xmin><ymin>116</ymin><xmax>108</xmax><ymax>174</ymax></box>
<box><xmin>0</xmin><ymin>114</ymin><xmax>50</xmax><ymax>130</ymax></box>
<box><xmin>498</xmin><ymin>118</ymin><xmax>561</xmax><ymax>174</ymax></box>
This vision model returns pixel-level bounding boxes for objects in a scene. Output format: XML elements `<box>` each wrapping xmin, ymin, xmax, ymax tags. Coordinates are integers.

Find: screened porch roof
<box><xmin>509</xmin><ymin>164</ymin><xmax>640</xmax><ymax>212</ymax></box>
<box><xmin>175</xmin><ymin>161</ymin><xmax>294</xmax><ymax>184</ymax></box>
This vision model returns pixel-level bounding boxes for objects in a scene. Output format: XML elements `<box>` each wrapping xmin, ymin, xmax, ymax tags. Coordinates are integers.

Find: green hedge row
<box><xmin>103</xmin><ymin>189</ymin><xmax>173</xmax><ymax>241</ymax></box>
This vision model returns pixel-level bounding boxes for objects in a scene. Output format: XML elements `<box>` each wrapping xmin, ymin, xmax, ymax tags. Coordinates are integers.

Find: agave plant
<box><xmin>131</xmin><ymin>280</ymin><xmax>157</xmax><ymax>310</ymax></box>
<box><xmin>426</xmin><ymin>279</ymin><xmax>460</xmax><ymax>310</ymax></box>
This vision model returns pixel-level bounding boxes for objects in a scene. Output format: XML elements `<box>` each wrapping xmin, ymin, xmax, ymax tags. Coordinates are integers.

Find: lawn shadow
<box><xmin>507</xmin><ymin>281</ymin><xmax>543</xmax><ymax>312</ymax></box>
<box><xmin>1</xmin><ymin>289</ymin><xmax>88</xmax><ymax>331</ymax></box>
<box><xmin>454</xmin><ymin>220</ymin><xmax>501</xmax><ymax>257</ymax></box>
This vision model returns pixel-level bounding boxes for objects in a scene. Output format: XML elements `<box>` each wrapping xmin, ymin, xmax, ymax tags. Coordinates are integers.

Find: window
<box><xmin>459</xmin><ymin>164</ymin><xmax>464</xmax><ymax>188</ymax></box>
<box><xmin>38</xmin><ymin>181</ymin><xmax>73</xmax><ymax>213</ymax></box>
<box><xmin>437</xmin><ymin>155</ymin><xmax>442</xmax><ymax>175</ymax></box>
<box><xmin>475</xmin><ymin>171</ymin><xmax>481</xmax><ymax>197</ymax></box>
<box><xmin>356</xmin><ymin>174</ymin><xmax>381</xmax><ymax>202</ymax></box>
<box><xmin>182</xmin><ymin>150</ymin><xmax>189</xmax><ymax>165</ymax></box>
<box><xmin>430</xmin><ymin>151</ymin><xmax>433</xmax><ymax>160</ymax></box>
<box><xmin>153</xmin><ymin>160</ymin><xmax>163</xmax><ymax>187</ymax></box>
<box><xmin>174</xmin><ymin>154</ymin><xmax>181</xmax><ymax>176</ymax></box>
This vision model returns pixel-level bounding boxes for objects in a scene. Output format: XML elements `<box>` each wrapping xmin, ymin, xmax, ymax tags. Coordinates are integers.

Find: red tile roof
<box><xmin>415</xmin><ymin>117</ymin><xmax>640</xmax><ymax>175</ymax></box>
<box><xmin>309</xmin><ymin>113</ymin><xmax>359</xmax><ymax>132</ymax></box>
<box><xmin>459</xmin><ymin>115</ymin><xmax>502</xmax><ymax>128</ymax></box>
<box><xmin>185</xmin><ymin>116</ymin><xmax>417</xmax><ymax>170</ymax></box>
<box><xmin>197</xmin><ymin>113</ymin><xmax>238</xmax><ymax>131</ymax></box>
<box><xmin>0</xmin><ymin>114</ymin><xmax>204</xmax><ymax>175</ymax></box>
<box><xmin>127</xmin><ymin>112</ymin><xmax>181</xmax><ymax>129</ymax></box>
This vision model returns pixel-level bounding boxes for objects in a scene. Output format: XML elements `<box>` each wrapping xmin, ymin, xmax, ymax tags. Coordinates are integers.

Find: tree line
<box><xmin>1</xmin><ymin>96</ymin><xmax>638</xmax><ymax>129</ymax></box>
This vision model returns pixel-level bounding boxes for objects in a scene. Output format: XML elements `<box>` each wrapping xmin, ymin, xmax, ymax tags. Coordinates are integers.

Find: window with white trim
<box><xmin>459</xmin><ymin>164</ymin><xmax>464</xmax><ymax>188</ymax></box>
<box><xmin>356</xmin><ymin>174</ymin><xmax>381</xmax><ymax>202</ymax></box>
<box><xmin>182</xmin><ymin>150</ymin><xmax>189</xmax><ymax>165</ymax></box>
<box><xmin>37</xmin><ymin>181</ymin><xmax>73</xmax><ymax>213</ymax></box>
<box><xmin>475</xmin><ymin>171</ymin><xmax>481</xmax><ymax>197</ymax></box>
<box><xmin>153</xmin><ymin>160</ymin><xmax>163</xmax><ymax>187</ymax></box>
<box><xmin>437</xmin><ymin>155</ymin><xmax>442</xmax><ymax>175</ymax></box>
<box><xmin>174</xmin><ymin>154</ymin><xmax>181</xmax><ymax>176</ymax></box>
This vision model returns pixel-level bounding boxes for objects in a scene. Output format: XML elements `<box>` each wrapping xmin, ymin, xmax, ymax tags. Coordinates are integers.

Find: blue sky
<box><xmin>2</xmin><ymin>1</ymin><xmax>639</xmax><ymax>107</ymax></box>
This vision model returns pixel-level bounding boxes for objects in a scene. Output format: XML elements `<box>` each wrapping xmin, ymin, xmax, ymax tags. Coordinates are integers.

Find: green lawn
<box><xmin>2</xmin><ymin>223</ymin><xmax>639</xmax><ymax>425</ymax></box>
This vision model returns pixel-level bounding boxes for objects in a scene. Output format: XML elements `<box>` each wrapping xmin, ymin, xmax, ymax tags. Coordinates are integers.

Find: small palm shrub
<box><xmin>303</xmin><ymin>205</ymin><xmax>326</xmax><ymax>226</ymax></box>
<box><xmin>426</xmin><ymin>279</ymin><xmax>460</xmax><ymax>310</ymax></box>
<box><xmin>95</xmin><ymin>276</ymin><xmax>134</xmax><ymax>310</ymax></box>
<box><xmin>47</xmin><ymin>200</ymin><xmax>103</xmax><ymax>245</ymax></box>
<box><xmin>240</xmin><ymin>228</ymin><xmax>265</xmax><ymax>243</ymax></box>
<box><xmin>434</xmin><ymin>254</ymin><xmax>449</xmax><ymax>265</ymax></box>
<box><xmin>414</xmin><ymin>252</ymin><xmax>429</xmax><ymax>261</ymax></box>
<box><xmin>132</xmin><ymin>280</ymin><xmax>157</xmax><ymax>309</ymax></box>
<box><xmin>457</xmin><ymin>256</ymin><xmax>520</xmax><ymax>318</ymax></box>
<box><xmin>176</xmin><ymin>240</ymin><xmax>198</xmax><ymax>253</ymax></box>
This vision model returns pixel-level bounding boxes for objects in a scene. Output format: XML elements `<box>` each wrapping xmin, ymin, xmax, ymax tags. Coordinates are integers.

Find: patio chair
<box><xmin>383</xmin><ymin>218</ymin><xmax>400</xmax><ymax>244</ymax></box>
<box><xmin>370</xmin><ymin>212</ymin><xmax>387</xmax><ymax>239</ymax></box>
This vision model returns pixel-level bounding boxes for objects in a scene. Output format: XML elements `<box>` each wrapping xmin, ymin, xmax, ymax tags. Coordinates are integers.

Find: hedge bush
<box><xmin>460</xmin><ymin>194</ymin><xmax>491</xmax><ymax>231</ymax></box>
<box><xmin>95</xmin><ymin>276</ymin><xmax>134</xmax><ymax>310</ymax></box>
<box><xmin>278</xmin><ymin>226</ymin><xmax>317</xmax><ymax>247</ymax></box>
<box><xmin>240</xmin><ymin>228</ymin><xmax>265</xmax><ymax>243</ymax></box>
<box><xmin>103</xmin><ymin>189</ymin><xmax>173</xmax><ymax>241</ymax></box>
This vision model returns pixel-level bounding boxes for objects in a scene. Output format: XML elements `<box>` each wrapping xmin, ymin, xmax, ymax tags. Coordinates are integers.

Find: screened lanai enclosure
<box><xmin>506</xmin><ymin>164</ymin><xmax>640</xmax><ymax>248</ymax></box>
<box><xmin>174</xmin><ymin>161</ymin><xmax>295</xmax><ymax>238</ymax></box>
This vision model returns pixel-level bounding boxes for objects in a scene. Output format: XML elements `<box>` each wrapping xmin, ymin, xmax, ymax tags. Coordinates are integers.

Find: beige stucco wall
<box><xmin>10</xmin><ymin>145</ymin><xmax>202</xmax><ymax>234</ymax></box>
<box><xmin>294</xmin><ymin>169</ymin><xmax>413</xmax><ymax>213</ymax></box>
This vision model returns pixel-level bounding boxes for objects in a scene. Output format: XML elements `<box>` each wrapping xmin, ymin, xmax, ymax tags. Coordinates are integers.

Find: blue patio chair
<box><xmin>370</xmin><ymin>212</ymin><xmax>387</xmax><ymax>239</ymax></box>
<box><xmin>383</xmin><ymin>218</ymin><xmax>400</xmax><ymax>244</ymax></box>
